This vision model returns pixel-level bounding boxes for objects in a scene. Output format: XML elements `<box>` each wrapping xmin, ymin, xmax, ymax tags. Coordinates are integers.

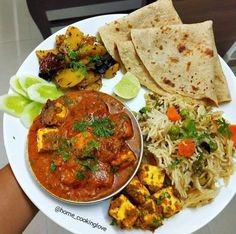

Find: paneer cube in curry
<box><xmin>37</xmin><ymin>128</ymin><xmax>60</xmax><ymax>152</ymax></box>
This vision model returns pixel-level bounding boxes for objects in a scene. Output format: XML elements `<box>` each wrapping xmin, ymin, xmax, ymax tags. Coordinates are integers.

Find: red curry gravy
<box><xmin>28</xmin><ymin>90</ymin><xmax>141</xmax><ymax>202</ymax></box>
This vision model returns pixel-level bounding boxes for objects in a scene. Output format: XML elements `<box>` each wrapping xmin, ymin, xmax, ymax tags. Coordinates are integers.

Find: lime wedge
<box><xmin>114</xmin><ymin>72</ymin><xmax>140</xmax><ymax>99</ymax></box>
<box><xmin>20</xmin><ymin>102</ymin><xmax>43</xmax><ymax>128</ymax></box>
<box><xmin>27</xmin><ymin>83</ymin><xmax>63</xmax><ymax>103</ymax></box>
<box><xmin>0</xmin><ymin>94</ymin><xmax>31</xmax><ymax>117</ymax></box>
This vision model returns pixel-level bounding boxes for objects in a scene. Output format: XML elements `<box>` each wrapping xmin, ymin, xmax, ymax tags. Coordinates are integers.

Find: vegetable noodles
<box><xmin>139</xmin><ymin>93</ymin><xmax>236</xmax><ymax>207</ymax></box>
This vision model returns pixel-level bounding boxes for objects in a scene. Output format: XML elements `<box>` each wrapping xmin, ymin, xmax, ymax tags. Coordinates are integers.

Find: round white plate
<box><xmin>3</xmin><ymin>14</ymin><xmax>236</xmax><ymax>234</ymax></box>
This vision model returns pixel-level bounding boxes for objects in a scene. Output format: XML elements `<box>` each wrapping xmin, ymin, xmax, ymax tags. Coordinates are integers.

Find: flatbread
<box><xmin>131</xmin><ymin>21</ymin><xmax>231</xmax><ymax>105</ymax></box>
<box><xmin>209</xmin><ymin>29</ymin><xmax>231</xmax><ymax>103</ymax></box>
<box><xmin>116</xmin><ymin>40</ymin><xmax>167</xmax><ymax>96</ymax></box>
<box><xmin>98</xmin><ymin>0</ymin><xmax>182</xmax><ymax>62</ymax></box>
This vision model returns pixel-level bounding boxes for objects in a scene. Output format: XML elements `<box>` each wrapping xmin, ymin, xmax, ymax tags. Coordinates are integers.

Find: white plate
<box><xmin>3</xmin><ymin>14</ymin><xmax>236</xmax><ymax>234</ymax></box>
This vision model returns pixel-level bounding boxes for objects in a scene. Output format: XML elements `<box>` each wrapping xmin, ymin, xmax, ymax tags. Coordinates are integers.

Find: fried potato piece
<box><xmin>36</xmin><ymin>49</ymin><xmax>59</xmax><ymax>61</ymax></box>
<box><xmin>61</xmin><ymin>26</ymin><xmax>84</xmax><ymax>51</ymax></box>
<box><xmin>103</xmin><ymin>63</ymin><xmax>120</xmax><ymax>78</ymax></box>
<box><xmin>136</xmin><ymin>199</ymin><xmax>163</xmax><ymax>231</ymax></box>
<box><xmin>109</xmin><ymin>194</ymin><xmax>139</xmax><ymax>229</ymax></box>
<box><xmin>77</xmin><ymin>71</ymin><xmax>101</xmax><ymax>88</ymax></box>
<box><xmin>55</xmin><ymin>68</ymin><xmax>85</xmax><ymax>88</ymax></box>
<box><xmin>79</xmin><ymin>43</ymin><xmax>107</xmax><ymax>58</ymax></box>
<box><xmin>138</xmin><ymin>163</ymin><xmax>165</xmax><ymax>192</ymax></box>
<box><xmin>125</xmin><ymin>176</ymin><xmax>150</xmax><ymax>205</ymax></box>
<box><xmin>152</xmin><ymin>186</ymin><xmax>182</xmax><ymax>218</ymax></box>
<box><xmin>83</xmin><ymin>79</ymin><xmax>102</xmax><ymax>91</ymax></box>
<box><xmin>37</xmin><ymin>128</ymin><xmax>59</xmax><ymax>152</ymax></box>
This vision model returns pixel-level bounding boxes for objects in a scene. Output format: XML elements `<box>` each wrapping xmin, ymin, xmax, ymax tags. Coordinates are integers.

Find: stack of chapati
<box><xmin>98</xmin><ymin>0</ymin><xmax>231</xmax><ymax>105</ymax></box>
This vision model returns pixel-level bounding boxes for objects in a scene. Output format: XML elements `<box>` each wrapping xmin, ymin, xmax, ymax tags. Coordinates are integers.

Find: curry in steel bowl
<box><xmin>27</xmin><ymin>90</ymin><xmax>143</xmax><ymax>204</ymax></box>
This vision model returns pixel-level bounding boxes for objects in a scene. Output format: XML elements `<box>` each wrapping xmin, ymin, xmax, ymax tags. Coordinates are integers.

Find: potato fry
<box><xmin>62</xmin><ymin>26</ymin><xmax>84</xmax><ymax>52</ymax></box>
<box><xmin>36</xmin><ymin>49</ymin><xmax>59</xmax><ymax>60</ymax></box>
<box><xmin>79</xmin><ymin>44</ymin><xmax>107</xmax><ymax>58</ymax></box>
<box><xmin>104</xmin><ymin>63</ymin><xmax>120</xmax><ymax>78</ymax></box>
<box><xmin>55</xmin><ymin>68</ymin><xmax>85</xmax><ymax>88</ymax></box>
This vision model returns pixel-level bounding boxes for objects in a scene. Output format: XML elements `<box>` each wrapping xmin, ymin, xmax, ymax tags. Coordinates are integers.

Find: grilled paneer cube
<box><xmin>152</xmin><ymin>186</ymin><xmax>182</xmax><ymax>218</ymax></box>
<box><xmin>37</xmin><ymin>128</ymin><xmax>59</xmax><ymax>152</ymax></box>
<box><xmin>125</xmin><ymin>176</ymin><xmax>150</xmax><ymax>204</ymax></box>
<box><xmin>109</xmin><ymin>194</ymin><xmax>139</xmax><ymax>229</ymax></box>
<box><xmin>138</xmin><ymin>164</ymin><xmax>165</xmax><ymax>192</ymax></box>
<box><xmin>136</xmin><ymin>198</ymin><xmax>163</xmax><ymax>231</ymax></box>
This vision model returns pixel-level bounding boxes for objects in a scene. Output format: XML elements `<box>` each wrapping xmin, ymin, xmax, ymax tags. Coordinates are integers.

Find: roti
<box><xmin>98</xmin><ymin>0</ymin><xmax>182</xmax><ymax>62</ymax></box>
<box><xmin>131</xmin><ymin>21</ymin><xmax>231</xmax><ymax>105</ymax></box>
<box><xmin>116</xmin><ymin>40</ymin><xmax>167</xmax><ymax>96</ymax></box>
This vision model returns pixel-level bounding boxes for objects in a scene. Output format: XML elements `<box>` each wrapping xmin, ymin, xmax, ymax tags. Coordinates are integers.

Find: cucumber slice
<box><xmin>20</xmin><ymin>102</ymin><xmax>43</xmax><ymax>128</ymax></box>
<box><xmin>19</xmin><ymin>75</ymin><xmax>47</xmax><ymax>92</ymax></box>
<box><xmin>9</xmin><ymin>75</ymin><xmax>28</xmax><ymax>97</ymax></box>
<box><xmin>27</xmin><ymin>83</ymin><xmax>63</xmax><ymax>103</ymax></box>
<box><xmin>0</xmin><ymin>94</ymin><xmax>31</xmax><ymax>117</ymax></box>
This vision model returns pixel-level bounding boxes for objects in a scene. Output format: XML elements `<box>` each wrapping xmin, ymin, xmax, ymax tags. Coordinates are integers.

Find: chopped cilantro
<box><xmin>89</xmin><ymin>117</ymin><xmax>114</xmax><ymax>138</ymax></box>
<box><xmin>87</xmin><ymin>140</ymin><xmax>100</xmax><ymax>150</ymax></box>
<box><xmin>139</xmin><ymin>106</ymin><xmax>151</xmax><ymax>114</ymax></box>
<box><xmin>68</xmin><ymin>50</ymin><xmax>79</xmax><ymax>60</ymax></box>
<box><xmin>50</xmin><ymin>161</ymin><xmax>56</xmax><ymax>173</ymax></box>
<box><xmin>161</xmin><ymin>192</ymin><xmax>171</xmax><ymax>199</ymax></box>
<box><xmin>110</xmin><ymin>166</ymin><xmax>119</xmax><ymax>174</ymax></box>
<box><xmin>152</xmin><ymin>218</ymin><xmax>161</xmax><ymax>227</ymax></box>
<box><xmin>89</xmin><ymin>164</ymin><xmax>98</xmax><ymax>172</ymax></box>
<box><xmin>69</xmin><ymin>61</ymin><xmax>87</xmax><ymax>75</ymax></box>
<box><xmin>63</xmin><ymin>97</ymin><xmax>73</xmax><ymax>105</ymax></box>
<box><xmin>197</xmin><ymin>132</ymin><xmax>210</xmax><ymax>143</ymax></box>
<box><xmin>156</xmin><ymin>191</ymin><xmax>170</xmax><ymax>205</ymax></box>
<box><xmin>155</xmin><ymin>198</ymin><xmax>162</xmax><ymax>205</ymax></box>
<box><xmin>73</xmin><ymin>117</ymin><xmax>115</xmax><ymax>138</ymax></box>
<box><xmin>94</xmin><ymin>127</ymin><xmax>114</xmax><ymax>138</ymax></box>
<box><xmin>56</xmin><ymin>138</ymin><xmax>74</xmax><ymax>161</ymax></box>
<box><xmin>79</xmin><ymin>160</ymin><xmax>98</xmax><ymax>172</ymax></box>
<box><xmin>168</xmin><ymin>158</ymin><xmax>182</xmax><ymax>169</ymax></box>
<box><xmin>61</xmin><ymin>151</ymin><xmax>70</xmax><ymax>161</ymax></box>
<box><xmin>90</xmin><ymin>55</ymin><xmax>101</xmax><ymax>63</ymax></box>
<box><xmin>82</xmin><ymin>151</ymin><xmax>96</xmax><ymax>159</ymax></box>
<box><xmin>110</xmin><ymin>219</ymin><xmax>118</xmax><ymax>226</ymax></box>
<box><xmin>76</xmin><ymin>169</ymin><xmax>86</xmax><ymax>180</ymax></box>
<box><xmin>56</xmin><ymin>53</ymin><xmax>65</xmax><ymax>60</ymax></box>
<box><xmin>217</xmin><ymin>118</ymin><xmax>232</xmax><ymax>137</ymax></box>
<box><xmin>72</xmin><ymin>121</ymin><xmax>87</xmax><ymax>132</ymax></box>
<box><xmin>182</xmin><ymin>118</ymin><xmax>197</xmax><ymax>138</ymax></box>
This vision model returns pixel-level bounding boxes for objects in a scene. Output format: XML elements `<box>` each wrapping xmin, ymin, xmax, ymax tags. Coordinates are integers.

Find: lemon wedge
<box><xmin>114</xmin><ymin>72</ymin><xmax>141</xmax><ymax>99</ymax></box>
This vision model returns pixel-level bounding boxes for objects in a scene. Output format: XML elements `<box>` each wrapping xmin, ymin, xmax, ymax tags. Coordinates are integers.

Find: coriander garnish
<box><xmin>217</xmin><ymin>118</ymin><xmax>232</xmax><ymax>137</ymax></box>
<box><xmin>50</xmin><ymin>161</ymin><xmax>56</xmax><ymax>173</ymax></box>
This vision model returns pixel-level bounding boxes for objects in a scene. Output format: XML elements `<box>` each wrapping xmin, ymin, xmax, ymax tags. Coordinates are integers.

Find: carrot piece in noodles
<box><xmin>167</xmin><ymin>106</ymin><xmax>181</xmax><ymax>122</ymax></box>
<box><xmin>228</xmin><ymin>124</ymin><xmax>236</xmax><ymax>147</ymax></box>
<box><xmin>178</xmin><ymin>139</ymin><xmax>196</xmax><ymax>157</ymax></box>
